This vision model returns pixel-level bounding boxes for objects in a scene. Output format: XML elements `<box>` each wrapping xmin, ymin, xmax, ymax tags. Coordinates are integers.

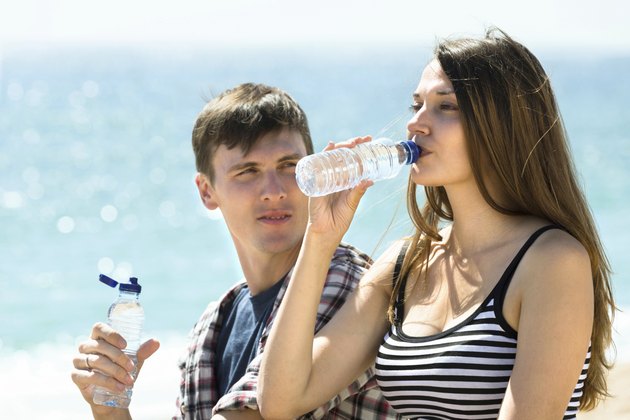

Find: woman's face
<box><xmin>407</xmin><ymin>59</ymin><xmax>472</xmax><ymax>189</ymax></box>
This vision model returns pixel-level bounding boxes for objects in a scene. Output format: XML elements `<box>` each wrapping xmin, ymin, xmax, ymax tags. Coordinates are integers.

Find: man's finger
<box><xmin>90</xmin><ymin>322</ymin><xmax>127</xmax><ymax>349</ymax></box>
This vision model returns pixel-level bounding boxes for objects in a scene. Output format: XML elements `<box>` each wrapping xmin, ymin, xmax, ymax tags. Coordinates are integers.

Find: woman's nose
<box><xmin>407</xmin><ymin>107</ymin><xmax>429</xmax><ymax>137</ymax></box>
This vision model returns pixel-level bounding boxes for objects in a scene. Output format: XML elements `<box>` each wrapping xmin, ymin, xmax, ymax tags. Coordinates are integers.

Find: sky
<box><xmin>1</xmin><ymin>0</ymin><xmax>629</xmax><ymax>54</ymax></box>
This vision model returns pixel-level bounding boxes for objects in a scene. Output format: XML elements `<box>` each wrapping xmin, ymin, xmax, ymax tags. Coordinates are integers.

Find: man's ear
<box><xmin>195</xmin><ymin>173</ymin><xmax>219</xmax><ymax>210</ymax></box>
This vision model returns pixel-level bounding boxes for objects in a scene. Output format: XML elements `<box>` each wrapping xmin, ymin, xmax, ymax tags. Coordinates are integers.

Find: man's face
<box><xmin>196</xmin><ymin>129</ymin><xmax>309</xmax><ymax>258</ymax></box>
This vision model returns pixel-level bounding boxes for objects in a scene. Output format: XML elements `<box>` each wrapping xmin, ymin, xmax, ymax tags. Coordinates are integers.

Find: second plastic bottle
<box><xmin>93</xmin><ymin>275</ymin><xmax>145</xmax><ymax>408</ymax></box>
<box><xmin>295</xmin><ymin>137</ymin><xmax>420</xmax><ymax>197</ymax></box>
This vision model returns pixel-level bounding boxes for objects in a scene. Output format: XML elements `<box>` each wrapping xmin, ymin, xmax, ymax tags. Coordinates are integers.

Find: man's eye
<box><xmin>281</xmin><ymin>161</ymin><xmax>298</xmax><ymax>169</ymax></box>
<box><xmin>237</xmin><ymin>168</ymin><xmax>257</xmax><ymax>176</ymax></box>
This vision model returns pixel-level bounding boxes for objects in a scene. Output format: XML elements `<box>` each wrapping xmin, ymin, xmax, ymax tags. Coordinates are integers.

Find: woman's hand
<box><xmin>306</xmin><ymin>136</ymin><xmax>374</xmax><ymax>244</ymax></box>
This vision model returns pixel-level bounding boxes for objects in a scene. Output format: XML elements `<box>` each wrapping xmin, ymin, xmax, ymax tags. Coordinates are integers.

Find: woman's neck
<box><xmin>443</xmin><ymin>183</ymin><xmax>531</xmax><ymax>257</ymax></box>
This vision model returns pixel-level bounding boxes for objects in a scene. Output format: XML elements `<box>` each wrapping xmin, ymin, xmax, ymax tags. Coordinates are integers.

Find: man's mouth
<box><xmin>258</xmin><ymin>211</ymin><xmax>291</xmax><ymax>222</ymax></box>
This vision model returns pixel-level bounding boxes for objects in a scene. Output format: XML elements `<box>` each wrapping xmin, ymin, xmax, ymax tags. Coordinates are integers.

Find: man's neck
<box><xmin>235</xmin><ymin>245</ymin><xmax>302</xmax><ymax>296</ymax></box>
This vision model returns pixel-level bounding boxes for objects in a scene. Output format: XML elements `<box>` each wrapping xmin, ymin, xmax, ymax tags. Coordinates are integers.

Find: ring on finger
<box><xmin>85</xmin><ymin>355</ymin><xmax>93</xmax><ymax>372</ymax></box>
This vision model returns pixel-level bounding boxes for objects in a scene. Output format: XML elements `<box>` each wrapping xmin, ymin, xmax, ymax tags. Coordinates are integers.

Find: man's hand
<box><xmin>70</xmin><ymin>322</ymin><xmax>160</xmax><ymax>418</ymax></box>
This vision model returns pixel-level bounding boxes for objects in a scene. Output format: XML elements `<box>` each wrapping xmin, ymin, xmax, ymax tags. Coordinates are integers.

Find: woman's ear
<box><xmin>195</xmin><ymin>173</ymin><xmax>219</xmax><ymax>210</ymax></box>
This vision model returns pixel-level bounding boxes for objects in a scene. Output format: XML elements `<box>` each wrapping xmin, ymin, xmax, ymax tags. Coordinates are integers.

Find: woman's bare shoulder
<box><xmin>360</xmin><ymin>238</ymin><xmax>411</xmax><ymax>291</ymax></box>
<box><xmin>530</xmin><ymin>228</ymin><xmax>590</xmax><ymax>269</ymax></box>
<box><xmin>517</xmin><ymin>228</ymin><xmax>592</xmax><ymax>297</ymax></box>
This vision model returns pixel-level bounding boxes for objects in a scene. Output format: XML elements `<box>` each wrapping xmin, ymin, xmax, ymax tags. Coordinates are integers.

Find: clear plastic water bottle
<box><xmin>93</xmin><ymin>274</ymin><xmax>144</xmax><ymax>409</ymax></box>
<box><xmin>295</xmin><ymin>137</ymin><xmax>420</xmax><ymax>197</ymax></box>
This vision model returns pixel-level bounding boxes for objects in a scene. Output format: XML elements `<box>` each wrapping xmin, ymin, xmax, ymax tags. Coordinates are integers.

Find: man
<box><xmin>71</xmin><ymin>83</ymin><xmax>399</xmax><ymax>419</ymax></box>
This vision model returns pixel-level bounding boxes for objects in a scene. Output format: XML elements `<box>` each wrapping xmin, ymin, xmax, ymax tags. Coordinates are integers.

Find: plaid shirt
<box><xmin>174</xmin><ymin>242</ymin><xmax>401</xmax><ymax>419</ymax></box>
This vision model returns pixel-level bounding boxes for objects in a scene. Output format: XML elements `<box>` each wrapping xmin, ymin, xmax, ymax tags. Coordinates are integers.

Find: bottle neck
<box><xmin>119</xmin><ymin>290</ymin><xmax>140</xmax><ymax>299</ymax></box>
<box><xmin>398</xmin><ymin>140</ymin><xmax>419</xmax><ymax>164</ymax></box>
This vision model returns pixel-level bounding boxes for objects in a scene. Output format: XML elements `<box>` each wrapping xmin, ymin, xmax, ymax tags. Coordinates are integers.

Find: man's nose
<box><xmin>261</xmin><ymin>171</ymin><xmax>287</xmax><ymax>201</ymax></box>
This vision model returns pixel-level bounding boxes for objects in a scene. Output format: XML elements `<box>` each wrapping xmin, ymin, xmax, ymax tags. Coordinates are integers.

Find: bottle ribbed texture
<box><xmin>93</xmin><ymin>293</ymin><xmax>144</xmax><ymax>408</ymax></box>
<box><xmin>296</xmin><ymin>138</ymin><xmax>419</xmax><ymax>197</ymax></box>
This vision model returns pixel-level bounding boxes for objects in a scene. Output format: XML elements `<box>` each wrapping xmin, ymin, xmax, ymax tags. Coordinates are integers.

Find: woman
<box><xmin>258</xmin><ymin>28</ymin><xmax>615</xmax><ymax>419</ymax></box>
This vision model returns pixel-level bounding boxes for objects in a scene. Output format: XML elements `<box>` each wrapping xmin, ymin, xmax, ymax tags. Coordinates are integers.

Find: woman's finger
<box><xmin>322</xmin><ymin>135</ymin><xmax>372</xmax><ymax>151</ymax></box>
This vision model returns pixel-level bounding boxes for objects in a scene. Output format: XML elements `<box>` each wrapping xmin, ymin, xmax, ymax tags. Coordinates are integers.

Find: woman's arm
<box><xmin>499</xmin><ymin>229</ymin><xmax>594</xmax><ymax>419</ymax></box>
<box><xmin>258</xmin><ymin>233</ymin><xmax>401</xmax><ymax>419</ymax></box>
<box><xmin>258</xmin><ymin>136</ymin><xmax>398</xmax><ymax>418</ymax></box>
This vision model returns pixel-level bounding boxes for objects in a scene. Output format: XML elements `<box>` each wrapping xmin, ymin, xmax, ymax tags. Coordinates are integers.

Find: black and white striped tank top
<box><xmin>375</xmin><ymin>226</ymin><xmax>589</xmax><ymax>419</ymax></box>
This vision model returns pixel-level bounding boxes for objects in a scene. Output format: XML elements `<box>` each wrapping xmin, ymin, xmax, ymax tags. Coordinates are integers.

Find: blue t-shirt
<box><xmin>215</xmin><ymin>278</ymin><xmax>284</xmax><ymax>397</ymax></box>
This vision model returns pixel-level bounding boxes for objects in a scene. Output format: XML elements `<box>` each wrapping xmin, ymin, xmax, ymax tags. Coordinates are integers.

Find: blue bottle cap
<box><xmin>99</xmin><ymin>274</ymin><xmax>142</xmax><ymax>293</ymax></box>
<box><xmin>400</xmin><ymin>140</ymin><xmax>420</xmax><ymax>164</ymax></box>
<box><xmin>119</xmin><ymin>277</ymin><xmax>142</xmax><ymax>293</ymax></box>
<box><xmin>99</xmin><ymin>274</ymin><xmax>118</xmax><ymax>288</ymax></box>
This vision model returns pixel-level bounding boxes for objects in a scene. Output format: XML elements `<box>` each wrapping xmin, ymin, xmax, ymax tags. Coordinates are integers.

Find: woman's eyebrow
<box><xmin>413</xmin><ymin>88</ymin><xmax>455</xmax><ymax>100</ymax></box>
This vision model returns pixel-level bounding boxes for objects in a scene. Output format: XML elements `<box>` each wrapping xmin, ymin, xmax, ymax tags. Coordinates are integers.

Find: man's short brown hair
<box><xmin>192</xmin><ymin>83</ymin><xmax>313</xmax><ymax>183</ymax></box>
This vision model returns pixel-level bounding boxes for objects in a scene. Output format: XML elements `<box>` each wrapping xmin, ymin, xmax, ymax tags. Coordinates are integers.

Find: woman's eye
<box><xmin>440</xmin><ymin>102</ymin><xmax>459</xmax><ymax>111</ymax></box>
<box><xmin>409</xmin><ymin>103</ymin><xmax>423</xmax><ymax>113</ymax></box>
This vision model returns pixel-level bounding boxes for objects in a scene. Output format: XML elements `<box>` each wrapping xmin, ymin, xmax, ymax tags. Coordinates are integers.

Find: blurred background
<box><xmin>1</xmin><ymin>0</ymin><xmax>628</xmax><ymax>418</ymax></box>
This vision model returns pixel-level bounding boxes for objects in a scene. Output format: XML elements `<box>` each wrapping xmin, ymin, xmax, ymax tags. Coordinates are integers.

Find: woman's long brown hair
<box><xmin>388</xmin><ymin>28</ymin><xmax>615</xmax><ymax>410</ymax></box>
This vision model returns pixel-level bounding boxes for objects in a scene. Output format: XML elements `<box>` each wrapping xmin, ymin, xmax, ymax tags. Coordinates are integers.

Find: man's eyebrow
<box><xmin>228</xmin><ymin>153</ymin><xmax>303</xmax><ymax>172</ymax></box>
<box><xmin>278</xmin><ymin>153</ymin><xmax>303</xmax><ymax>162</ymax></box>
<box><xmin>227</xmin><ymin>161</ymin><xmax>257</xmax><ymax>172</ymax></box>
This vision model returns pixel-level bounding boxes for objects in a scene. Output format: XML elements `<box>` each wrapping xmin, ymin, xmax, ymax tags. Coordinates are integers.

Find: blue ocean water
<box><xmin>1</xmin><ymin>45</ymin><xmax>629</xmax><ymax>356</ymax></box>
